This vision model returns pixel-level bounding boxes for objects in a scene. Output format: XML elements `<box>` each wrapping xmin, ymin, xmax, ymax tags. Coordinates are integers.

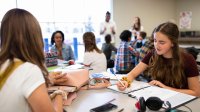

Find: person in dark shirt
<box><xmin>101</xmin><ymin>34</ymin><xmax>117</xmax><ymax>68</ymax></box>
<box><xmin>116</xmin><ymin>22</ymin><xmax>200</xmax><ymax>97</ymax></box>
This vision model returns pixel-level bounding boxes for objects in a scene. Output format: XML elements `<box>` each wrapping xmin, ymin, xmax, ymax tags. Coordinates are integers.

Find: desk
<box><xmin>64</xmin><ymin>89</ymin><xmax>200</xmax><ymax>112</ymax></box>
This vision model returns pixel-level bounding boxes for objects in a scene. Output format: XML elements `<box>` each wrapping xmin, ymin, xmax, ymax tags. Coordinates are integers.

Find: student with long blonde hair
<box><xmin>117</xmin><ymin>22</ymin><xmax>200</xmax><ymax>97</ymax></box>
<box><xmin>0</xmin><ymin>8</ymin><xmax>64</xmax><ymax>112</ymax></box>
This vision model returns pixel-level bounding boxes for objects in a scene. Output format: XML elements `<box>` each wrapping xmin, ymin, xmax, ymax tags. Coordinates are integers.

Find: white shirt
<box><xmin>100</xmin><ymin>21</ymin><xmax>117</xmax><ymax>43</ymax></box>
<box><xmin>0</xmin><ymin>59</ymin><xmax>45</xmax><ymax>112</ymax></box>
<box><xmin>129</xmin><ymin>26</ymin><xmax>144</xmax><ymax>41</ymax></box>
<box><xmin>83</xmin><ymin>50</ymin><xmax>107</xmax><ymax>75</ymax></box>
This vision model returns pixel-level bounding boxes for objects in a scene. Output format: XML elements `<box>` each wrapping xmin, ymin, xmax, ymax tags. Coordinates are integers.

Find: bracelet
<box><xmin>121</xmin><ymin>77</ymin><xmax>131</xmax><ymax>87</ymax></box>
<box><xmin>50</xmin><ymin>90</ymin><xmax>67</xmax><ymax>100</ymax></box>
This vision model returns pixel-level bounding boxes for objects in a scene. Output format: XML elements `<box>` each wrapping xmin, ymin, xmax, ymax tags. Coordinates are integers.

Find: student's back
<box><xmin>102</xmin><ymin>43</ymin><xmax>117</xmax><ymax>60</ymax></box>
<box><xmin>83</xmin><ymin>32</ymin><xmax>107</xmax><ymax>75</ymax></box>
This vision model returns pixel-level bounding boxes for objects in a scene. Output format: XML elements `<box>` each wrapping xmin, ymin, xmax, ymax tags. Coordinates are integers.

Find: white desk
<box><xmin>64</xmin><ymin>89</ymin><xmax>200</xmax><ymax>112</ymax></box>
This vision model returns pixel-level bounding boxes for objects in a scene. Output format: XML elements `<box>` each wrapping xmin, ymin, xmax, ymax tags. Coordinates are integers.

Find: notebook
<box><xmin>107</xmin><ymin>80</ymin><xmax>151</xmax><ymax>94</ymax></box>
<box><xmin>128</xmin><ymin>86</ymin><xmax>197</xmax><ymax>108</ymax></box>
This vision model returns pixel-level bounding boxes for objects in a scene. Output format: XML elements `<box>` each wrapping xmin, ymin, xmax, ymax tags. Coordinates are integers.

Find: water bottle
<box><xmin>44</xmin><ymin>38</ymin><xmax>49</xmax><ymax>52</ymax></box>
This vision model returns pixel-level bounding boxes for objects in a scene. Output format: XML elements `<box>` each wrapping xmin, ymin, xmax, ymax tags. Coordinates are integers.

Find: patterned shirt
<box><xmin>115</xmin><ymin>41</ymin><xmax>137</xmax><ymax>71</ymax></box>
<box><xmin>139</xmin><ymin>39</ymin><xmax>154</xmax><ymax>62</ymax></box>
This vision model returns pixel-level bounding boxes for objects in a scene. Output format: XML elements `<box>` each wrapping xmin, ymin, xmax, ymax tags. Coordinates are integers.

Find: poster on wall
<box><xmin>179</xmin><ymin>11</ymin><xmax>192</xmax><ymax>29</ymax></box>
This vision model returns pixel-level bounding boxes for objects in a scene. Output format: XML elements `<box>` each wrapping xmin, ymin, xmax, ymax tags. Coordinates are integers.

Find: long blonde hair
<box><xmin>0</xmin><ymin>8</ymin><xmax>49</xmax><ymax>86</ymax></box>
<box><xmin>148</xmin><ymin>22</ymin><xmax>186</xmax><ymax>88</ymax></box>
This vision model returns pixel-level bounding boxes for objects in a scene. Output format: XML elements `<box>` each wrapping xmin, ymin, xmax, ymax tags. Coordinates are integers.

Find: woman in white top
<box><xmin>130</xmin><ymin>16</ymin><xmax>144</xmax><ymax>41</ymax></box>
<box><xmin>82</xmin><ymin>32</ymin><xmax>107</xmax><ymax>75</ymax></box>
<box><xmin>0</xmin><ymin>8</ymin><xmax>64</xmax><ymax>112</ymax></box>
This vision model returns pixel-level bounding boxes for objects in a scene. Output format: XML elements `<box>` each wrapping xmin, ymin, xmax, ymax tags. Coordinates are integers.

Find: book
<box><xmin>128</xmin><ymin>86</ymin><xmax>197</xmax><ymax>108</ymax></box>
<box><xmin>107</xmin><ymin>80</ymin><xmax>150</xmax><ymax>94</ymax></box>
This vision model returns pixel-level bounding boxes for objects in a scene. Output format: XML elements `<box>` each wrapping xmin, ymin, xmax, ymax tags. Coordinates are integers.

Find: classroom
<box><xmin>0</xmin><ymin>0</ymin><xmax>200</xmax><ymax>112</ymax></box>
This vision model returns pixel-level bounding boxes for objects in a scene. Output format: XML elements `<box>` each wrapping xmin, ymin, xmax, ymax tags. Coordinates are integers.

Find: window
<box><xmin>0</xmin><ymin>0</ymin><xmax>112</xmax><ymax>61</ymax></box>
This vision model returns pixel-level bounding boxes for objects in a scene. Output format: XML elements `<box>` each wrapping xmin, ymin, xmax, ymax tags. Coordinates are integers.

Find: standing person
<box><xmin>50</xmin><ymin>30</ymin><xmax>75</xmax><ymax>64</ymax></box>
<box><xmin>130</xmin><ymin>16</ymin><xmax>144</xmax><ymax>41</ymax></box>
<box><xmin>0</xmin><ymin>8</ymin><xmax>64</xmax><ymax>112</ymax></box>
<box><xmin>115</xmin><ymin>30</ymin><xmax>139</xmax><ymax>74</ymax></box>
<box><xmin>83</xmin><ymin>32</ymin><xmax>107</xmax><ymax>75</ymax></box>
<box><xmin>100</xmin><ymin>11</ymin><xmax>117</xmax><ymax>45</ymax></box>
<box><xmin>101</xmin><ymin>34</ymin><xmax>117</xmax><ymax>68</ymax></box>
<box><xmin>117</xmin><ymin>22</ymin><xmax>200</xmax><ymax>97</ymax></box>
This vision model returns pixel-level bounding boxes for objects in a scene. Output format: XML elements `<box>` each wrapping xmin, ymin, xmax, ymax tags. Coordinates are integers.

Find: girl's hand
<box><xmin>116</xmin><ymin>81</ymin><xmax>128</xmax><ymax>91</ymax></box>
<box><xmin>149</xmin><ymin>80</ymin><xmax>166</xmax><ymax>88</ymax></box>
<box><xmin>49</xmin><ymin>72</ymin><xmax>68</xmax><ymax>85</ymax></box>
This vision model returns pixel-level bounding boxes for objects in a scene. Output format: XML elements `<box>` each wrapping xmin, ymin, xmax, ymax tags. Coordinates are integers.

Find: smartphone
<box><xmin>90</xmin><ymin>103</ymin><xmax>118</xmax><ymax>112</ymax></box>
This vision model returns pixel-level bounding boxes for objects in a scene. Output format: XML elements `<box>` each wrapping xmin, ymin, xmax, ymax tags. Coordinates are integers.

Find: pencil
<box><xmin>118</xmin><ymin>108</ymin><xmax>124</xmax><ymax>112</ymax></box>
<box><xmin>110</xmin><ymin>68</ymin><xmax>126</xmax><ymax>88</ymax></box>
<box><xmin>115</xmin><ymin>74</ymin><xmax>126</xmax><ymax>88</ymax></box>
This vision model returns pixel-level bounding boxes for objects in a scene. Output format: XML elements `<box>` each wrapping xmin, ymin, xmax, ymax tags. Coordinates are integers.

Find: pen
<box><xmin>110</xmin><ymin>68</ymin><xmax>126</xmax><ymax>88</ymax></box>
<box><xmin>118</xmin><ymin>108</ymin><xmax>124</xmax><ymax>112</ymax></box>
<box><xmin>105</xmin><ymin>98</ymin><xmax>116</xmax><ymax>104</ymax></box>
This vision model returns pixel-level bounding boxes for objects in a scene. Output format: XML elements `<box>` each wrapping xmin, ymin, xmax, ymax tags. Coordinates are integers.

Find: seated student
<box><xmin>0</xmin><ymin>8</ymin><xmax>64</xmax><ymax>112</ymax></box>
<box><xmin>117</xmin><ymin>22</ymin><xmax>200</xmax><ymax>97</ymax></box>
<box><xmin>134</xmin><ymin>31</ymin><xmax>147</xmax><ymax>65</ymax></box>
<box><xmin>139</xmin><ymin>29</ymin><xmax>155</xmax><ymax>62</ymax></box>
<box><xmin>82</xmin><ymin>32</ymin><xmax>107</xmax><ymax>75</ymax></box>
<box><xmin>101</xmin><ymin>34</ymin><xmax>117</xmax><ymax>68</ymax></box>
<box><xmin>115</xmin><ymin>30</ymin><xmax>139</xmax><ymax>74</ymax></box>
<box><xmin>135</xmin><ymin>31</ymin><xmax>147</xmax><ymax>49</ymax></box>
<box><xmin>50</xmin><ymin>30</ymin><xmax>75</xmax><ymax>64</ymax></box>
<box><xmin>136</xmin><ymin>29</ymin><xmax>155</xmax><ymax>82</ymax></box>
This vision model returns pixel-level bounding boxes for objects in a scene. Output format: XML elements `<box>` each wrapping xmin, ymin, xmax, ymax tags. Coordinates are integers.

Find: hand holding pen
<box><xmin>110</xmin><ymin>68</ymin><xmax>127</xmax><ymax>91</ymax></box>
<box><xmin>116</xmin><ymin>81</ymin><xmax>128</xmax><ymax>91</ymax></box>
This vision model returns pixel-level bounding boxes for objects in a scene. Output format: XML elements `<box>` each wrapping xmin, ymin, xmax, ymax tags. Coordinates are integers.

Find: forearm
<box><xmin>164</xmin><ymin>86</ymin><xmax>200</xmax><ymax>97</ymax></box>
<box><xmin>127</xmin><ymin>73</ymin><xmax>136</xmax><ymax>82</ymax></box>
<box><xmin>53</xmin><ymin>95</ymin><xmax>63</xmax><ymax>112</ymax></box>
<box><xmin>126</xmin><ymin>62</ymin><xmax>147</xmax><ymax>82</ymax></box>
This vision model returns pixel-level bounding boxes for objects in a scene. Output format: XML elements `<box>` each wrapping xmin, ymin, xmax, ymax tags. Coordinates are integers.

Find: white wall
<box><xmin>113</xmin><ymin>0</ymin><xmax>176</xmax><ymax>46</ymax></box>
<box><xmin>176</xmin><ymin>0</ymin><xmax>200</xmax><ymax>31</ymax></box>
<box><xmin>113</xmin><ymin>0</ymin><xmax>200</xmax><ymax>47</ymax></box>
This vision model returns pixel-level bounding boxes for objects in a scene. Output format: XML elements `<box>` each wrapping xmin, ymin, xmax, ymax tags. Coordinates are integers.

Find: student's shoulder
<box><xmin>182</xmin><ymin>51</ymin><xmax>196</xmax><ymax>62</ymax></box>
<box><xmin>63</xmin><ymin>43</ymin><xmax>72</xmax><ymax>48</ymax></box>
<box><xmin>22</xmin><ymin>62</ymin><xmax>41</xmax><ymax>71</ymax></box>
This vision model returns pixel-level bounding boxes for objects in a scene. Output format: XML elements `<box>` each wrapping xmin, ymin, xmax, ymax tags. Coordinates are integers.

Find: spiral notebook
<box><xmin>128</xmin><ymin>86</ymin><xmax>197</xmax><ymax>108</ymax></box>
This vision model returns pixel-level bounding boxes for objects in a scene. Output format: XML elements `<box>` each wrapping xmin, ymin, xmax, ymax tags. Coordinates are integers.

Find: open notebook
<box><xmin>107</xmin><ymin>80</ymin><xmax>150</xmax><ymax>94</ymax></box>
<box><xmin>128</xmin><ymin>86</ymin><xmax>197</xmax><ymax>108</ymax></box>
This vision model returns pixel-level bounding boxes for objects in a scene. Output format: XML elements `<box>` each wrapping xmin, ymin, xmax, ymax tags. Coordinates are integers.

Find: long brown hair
<box><xmin>132</xmin><ymin>17</ymin><xmax>141</xmax><ymax>31</ymax></box>
<box><xmin>0</xmin><ymin>8</ymin><xmax>49</xmax><ymax>86</ymax></box>
<box><xmin>83</xmin><ymin>32</ymin><xmax>102</xmax><ymax>53</ymax></box>
<box><xmin>148</xmin><ymin>22</ymin><xmax>186</xmax><ymax>88</ymax></box>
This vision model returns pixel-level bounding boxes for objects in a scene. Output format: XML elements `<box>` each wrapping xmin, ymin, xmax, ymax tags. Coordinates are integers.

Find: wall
<box><xmin>113</xmin><ymin>0</ymin><xmax>176</xmax><ymax>46</ymax></box>
<box><xmin>176</xmin><ymin>0</ymin><xmax>200</xmax><ymax>31</ymax></box>
<box><xmin>113</xmin><ymin>0</ymin><xmax>200</xmax><ymax>47</ymax></box>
